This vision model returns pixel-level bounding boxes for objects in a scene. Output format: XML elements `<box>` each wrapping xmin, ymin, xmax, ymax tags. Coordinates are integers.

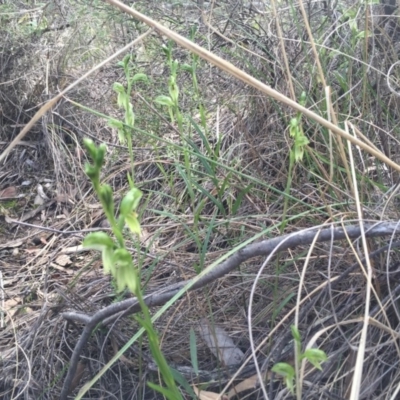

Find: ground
<box><xmin>2</xmin><ymin>1</ymin><xmax>400</xmax><ymax>399</ymax></box>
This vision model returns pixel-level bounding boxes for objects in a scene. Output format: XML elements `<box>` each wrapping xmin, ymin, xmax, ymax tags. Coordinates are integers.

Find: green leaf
<box><xmin>137</xmin><ymin>315</ymin><xmax>181</xmax><ymax>397</ymax></box>
<box><xmin>171</xmin><ymin>59</ymin><xmax>179</xmax><ymax>75</ymax></box>
<box><xmin>168</xmin><ymin>76</ymin><xmax>179</xmax><ymax>104</ymax></box>
<box><xmin>131</xmin><ymin>73</ymin><xmax>149</xmax><ymax>83</ymax></box>
<box><xmin>199</xmin><ymin>104</ymin><xmax>206</xmax><ymax>127</ymax></box>
<box><xmin>154</xmin><ymin>95</ymin><xmax>174</xmax><ymax>107</ymax></box>
<box><xmin>290</xmin><ymin>117</ymin><xmax>299</xmax><ymax>130</ymax></box>
<box><xmin>356</xmin><ymin>30</ymin><xmax>371</xmax><ymax>39</ymax></box>
<box><xmin>83</xmin><ymin>139</ymin><xmax>106</xmax><ymax>169</ymax></box>
<box><xmin>102</xmin><ymin>247</ymin><xmax>114</xmax><ymax>274</ymax></box>
<box><xmin>181</xmin><ymin>64</ymin><xmax>193</xmax><ymax>73</ymax></box>
<box><xmin>118</xmin><ymin>92</ymin><xmax>129</xmax><ymax>109</ymax></box>
<box><xmin>118</xmin><ymin>127</ymin><xmax>128</xmax><ymax>144</ymax></box>
<box><xmin>99</xmin><ymin>185</ymin><xmax>114</xmax><ymax>216</ymax></box>
<box><xmin>94</xmin><ymin>143</ymin><xmax>107</xmax><ymax>167</ymax></box>
<box><xmin>125</xmin><ymin>213</ymin><xmax>141</xmax><ymax>235</ymax></box>
<box><xmin>348</xmin><ymin>19</ymin><xmax>357</xmax><ymax>31</ymax></box>
<box><xmin>127</xmin><ymin>173</ymin><xmax>135</xmax><ymax>189</ymax></box>
<box><xmin>115</xmin><ymin>264</ymin><xmax>138</xmax><ymax>293</ymax></box>
<box><xmin>293</xmin><ymin>146</ymin><xmax>304</xmax><ymax>162</ymax></box>
<box><xmin>187</xmin><ymin>116</ymin><xmax>214</xmax><ymax>160</ymax></box>
<box><xmin>120</xmin><ymin>191</ymin><xmax>135</xmax><ymax>217</ymax></box>
<box><xmin>130</xmin><ymin>188</ymin><xmax>142</xmax><ymax>210</ymax></box>
<box><xmin>299</xmin><ymin>91</ymin><xmax>307</xmax><ymax>106</ymax></box>
<box><xmin>112</xmin><ymin>249</ymin><xmax>138</xmax><ymax>293</ymax></box>
<box><xmin>170</xmin><ymin>369</ymin><xmax>197</xmax><ymax>399</ymax></box>
<box><xmin>112</xmin><ymin>82</ymin><xmax>125</xmax><ymax>94</ymax></box>
<box><xmin>189</xmin><ymin>25</ymin><xmax>197</xmax><ymax>40</ymax></box>
<box><xmin>147</xmin><ymin>382</ymin><xmax>176</xmax><ymax>399</ymax></box>
<box><xmin>271</xmin><ymin>362</ymin><xmax>295</xmax><ymax>394</ymax></box>
<box><xmin>232</xmin><ymin>184</ymin><xmax>253</xmax><ymax>214</ymax></box>
<box><xmin>120</xmin><ymin>188</ymin><xmax>143</xmax><ymax>216</ymax></box>
<box><xmin>125</xmin><ymin>102</ymin><xmax>134</xmax><ymax>127</ymax></box>
<box><xmin>296</xmin><ymin>135</ymin><xmax>309</xmax><ymax>147</ymax></box>
<box><xmin>291</xmin><ymin>325</ymin><xmax>301</xmax><ymax>343</ymax></box>
<box><xmin>85</xmin><ymin>164</ymin><xmax>98</xmax><ymax>181</ymax></box>
<box><xmin>303</xmin><ymin>348</ymin><xmax>327</xmax><ymax>370</ymax></box>
<box><xmin>272</xmin><ymin>362</ymin><xmax>295</xmax><ymax>377</ymax></box>
<box><xmin>117</xmin><ymin>54</ymin><xmax>131</xmax><ymax>70</ymax></box>
<box><xmin>285</xmin><ymin>374</ymin><xmax>295</xmax><ymax>394</ymax></box>
<box><xmin>176</xmin><ymin>112</ymin><xmax>183</xmax><ymax>128</ymax></box>
<box><xmin>108</xmin><ymin>118</ymin><xmax>124</xmax><ymax>130</ymax></box>
<box><xmin>161</xmin><ymin>44</ymin><xmax>172</xmax><ymax>61</ymax></box>
<box><xmin>83</xmin><ymin>232</ymin><xmax>115</xmax><ymax>251</ymax></box>
<box><xmin>189</xmin><ymin>328</ymin><xmax>199</xmax><ymax>375</ymax></box>
<box><xmin>112</xmin><ymin>248</ymin><xmax>132</xmax><ymax>267</ymax></box>
<box><xmin>83</xmin><ymin>138</ymin><xmax>97</xmax><ymax>160</ymax></box>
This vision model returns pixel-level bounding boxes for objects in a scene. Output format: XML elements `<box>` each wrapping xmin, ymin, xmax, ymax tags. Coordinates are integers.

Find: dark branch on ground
<box><xmin>59</xmin><ymin>221</ymin><xmax>400</xmax><ymax>399</ymax></box>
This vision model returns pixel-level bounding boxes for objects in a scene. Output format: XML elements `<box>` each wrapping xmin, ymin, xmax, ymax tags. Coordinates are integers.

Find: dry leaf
<box><xmin>140</xmin><ymin>228</ymin><xmax>158</xmax><ymax>252</ymax></box>
<box><xmin>86</xmin><ymin>203</ymin><xmax>103</xmax><ymax>209</ymax></box>
<box><xmin>55</xmin><ymin>193</ymin><xmax>70</xmax><ymax>203</ymax></box>
<box><xmin>55</xmin><ymin>254</ymin><xmax>71</xmax><ymax>266</ymax></box>
<box><xmin>34</xmin><ymin>256</ymin><xmax>48</xmax><ymax>266</ymax></box>
<box><xmin>13</xmin><ymin>200</ymin><xmax>53</xmax><ymax>222</ymax></box>
<box><xmin>0</xmin><ymin>186</ymin><xmax>17</xmax><ymax>198</ymax></box>
<box><xmin>4</xmin><ymin>297</ymin><xmax>22</xmax><ymax>318</ymax></box>
<box><xmin>34</xmin><ymin>194</ymin><xmax>45</xmax><ymax>205</ymax></box>
<box><xmin>199</xmin><ymin>319</ymin><xmax>244</xmax><ymax>366</ymax></box>
<box><xmin>0</xmin><ymin>239</ymin><xmax>24</xmax><ymax>250</ymax></box>
<box><xmin>25</xmin><ymin>248</ymin><xmax>40</xmax><ymax>254</ymax></box>
<box><xmin>60</xmin><ymin>245</ymin><xmax>85</xmax><ymax>254</ymax></box>
<box><xmin>227</xmin><ymin>374</ymin><xmax>259</xmax><ymax>399</ymax></box>
<box><xmin>50</xmin><ymin>263</ymin><xmax>74</xmax><ymax>274</ymax></box>
<box><xmin>192</xmin><ymin>385</ymin><xmax>228</xmax><ymax>400</ymax></box>
<box><xmin>37</xmin><ymin>184</ymin><xmax>49</xmax><ymax>200</ymax></box>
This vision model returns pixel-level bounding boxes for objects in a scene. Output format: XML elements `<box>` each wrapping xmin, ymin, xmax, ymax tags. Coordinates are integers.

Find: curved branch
<box><xmin>60</xmin><ymin>221</ymin><xmax>400</xmax><ymax>399</ymax></box>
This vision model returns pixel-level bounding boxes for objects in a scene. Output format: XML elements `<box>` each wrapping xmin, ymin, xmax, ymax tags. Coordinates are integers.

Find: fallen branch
<box><xmin>60</xmin><ymin>221</ymin><xmax>400</xmax><ymax>398</ymax></box>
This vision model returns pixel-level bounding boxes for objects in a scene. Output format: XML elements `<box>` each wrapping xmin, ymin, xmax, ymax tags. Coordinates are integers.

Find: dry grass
<box><xmin>2</xmin><ymin>0</ymin><xmax>400</xmax><ymax>399</ymax></box>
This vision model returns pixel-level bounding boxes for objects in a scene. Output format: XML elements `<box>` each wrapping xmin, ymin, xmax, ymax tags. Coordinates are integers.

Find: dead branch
<box><xmin>60</xmin><ymin>221</ymin><xmax>400</xmax><ymax>399</ymax></box>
